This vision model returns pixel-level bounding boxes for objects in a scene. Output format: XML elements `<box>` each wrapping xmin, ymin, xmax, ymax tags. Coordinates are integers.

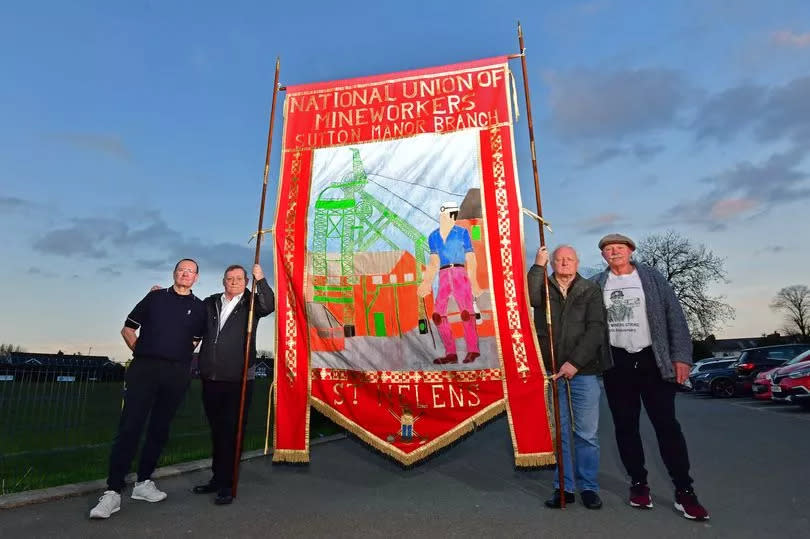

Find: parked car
<box><xmin>771</xmin><ymin>355</ymin><xmax>810</xmax><ymax>409</ymax></box>
<box><xmin>692</xmin><ymin>363</ymin><xmax>739</xmax><ymax>398</ymax></box>
<box><xmin>754</xmin><ymin>349</ymin><xmax>810</xmax><ymax>401</ymax></box>
<box><xmin>733</xmin><ymin>344</ymin><xmax>810</xmax><ymax>395</ymax></box>
<box><xmin>752</xmin><ymin>368</ymin><xmax>777</xmax><ymax>400</ymax></box>
<box><xmin>689</xmin><ymin>358</ymin><xmax>737</xmax><ymax>380</ymax></box>
<box><xmin>686</xmin><ymin>359</ymin><xmax>738</xmax><ymax>395</ymax></box>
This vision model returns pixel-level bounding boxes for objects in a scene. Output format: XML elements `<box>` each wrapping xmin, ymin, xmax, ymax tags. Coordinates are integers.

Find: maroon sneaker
<box><xmin>629</xmin><ymin>482</ymin><xmax>653</xmax><ymax>509</ymax></box>
<box><xmin>674</xmin><ymin>489</ymin><xmax>710</xmax><ymax>521</ymax></box>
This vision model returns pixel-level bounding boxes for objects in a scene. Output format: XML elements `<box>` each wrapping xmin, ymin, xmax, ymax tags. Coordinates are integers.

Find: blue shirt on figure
<box><xmin>428</xmin><ymin>226</ymin><xmax>473</xmax><ymax>266</ymax></box>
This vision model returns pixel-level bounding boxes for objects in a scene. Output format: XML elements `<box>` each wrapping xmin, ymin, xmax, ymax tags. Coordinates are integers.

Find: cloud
<box><xmin>46</xmin><ymin>133</ymin><xmax>131</xmax><ymax>161</ymax></box>
<box><xmin>135</xmin><ymin>259</ymin><xmax>168</xmax><ymax>271</ymax></box>
<box><xmin>693</xmin><ymin>84</ymin><xmax>765</xmax><ymax>142</ymax></box>
<box><xmin>579</xmin><ymin>142</ymin><xmax>665</xmax><ymax>168</ymax></box>
<box><xmin>136</xmin><ymin>239</ymin><xmax>255</xmax><ymax>278</ymax></box>
<box><xmin>575</xmin><ymin>0</ymin><xmax>610</xmax><ymax>15</ymax></box>
<box><xmin>27</xmin><ymin>266</ymin><xmax>57</xmax><ymax>277</ymax></box>
<box><xmin>632</xmin><ymin>143</ymin><xmax>666</xmax><ymax>161</ymax></box>
<box><xmin>693</xmin><ymin>77</ymin><xmax>810</xmax><ymax>145</ymax></box>
<box><xmin>97</xmin><ymin>265</ymin><xmax>123</xmax><ymax>278</ymax></box>
<box><xmin>580</xmin><ymin>147</ymin><xmax>624</xmax><ymax>167</ymax></box>
<box><xmin>771</xmin><ymin>30</ymin><xmax>810</xmax><ymax>48</ymax></box>
<box><xmin>579</xmin><ymin>212</ymin><xmax>624</xmax><ymax>234</ymax></box>
<box><xmin>32</xmin><ymin>217</ymin><xmax>127</xmax><ymax>258</ymax></box>
<box><xmin>545</xmin><ymin>68</ymin><xmax>689</xmax><ymax>140</ymax></box>
<box><xmin>32</xmin><ymin>211</ymin><xmax>254</xmax><ymax>276</ymax></box>
<box><xmin>757</xmin><ymin>245</ymin><xmax>785</xmax><ymax>254</ymax></box>
<box><xmin>0</xmin><ymin>196</ymin><xmax>37</xmax><ymax>213</ymax></box>
<box><xmin>709</xmin><ymin>198</ymin><xmax>758</xmax><ymax>219</ymax></box>
<box><xmin>665</xmin><ymin>147</ymin><xmax>810</xmax><ymax>228</ymax></box>
<box><xmin>756</xmin><ymin>76</ymin><xmax>810</xmax><ymax>144</ymax></box>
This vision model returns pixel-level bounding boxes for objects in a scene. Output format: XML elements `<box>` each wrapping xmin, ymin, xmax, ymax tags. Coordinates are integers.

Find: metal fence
<box><xmin>0</xmin><ymin>365</ymin><xmax>277</xmax><ymax>495</ymax></box>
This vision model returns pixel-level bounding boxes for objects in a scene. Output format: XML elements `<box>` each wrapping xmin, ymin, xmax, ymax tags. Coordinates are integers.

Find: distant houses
<box><xmin>0</xmin><ymin>352</ymin><xmax>125</xmax><ymax>381</ymax></box>
<box><xmin>188</xmin><ymin>353</ymin><xmax>274</xmax><ymax>379</ymax></box>
<box><xmin>703</xmin><ymin>334</ymin><xmax>807</xmax><ymax>359</ymax></box>
<box><xmin>707</xmin><ymin>338</ymin><xmax>761</xmax><ymax>358</ymax></box>
<box><xmin>0</xmin><ymin>351</ymin><xmax>274</xmax><ymax>383</ymax></box>
<box><xmin>255</xmin><ymin>357</ymin><xmax>273</xmax><ymax>378</ymax></box>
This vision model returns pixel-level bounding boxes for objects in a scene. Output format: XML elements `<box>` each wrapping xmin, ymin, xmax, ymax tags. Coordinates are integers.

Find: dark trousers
<box><xmin>202</xmin><ymin>379</ymin><xmax>253</xmax><ymax>489</ymax></box>
<box><xmin>107</xmin><ymin>358</ymin><xmax>190</xmax><ymax>492</ymax></box>
<box><xmin>603</xmin><ymin>347</ymin><xmax>693</xmax><ymax>490</ymax></box>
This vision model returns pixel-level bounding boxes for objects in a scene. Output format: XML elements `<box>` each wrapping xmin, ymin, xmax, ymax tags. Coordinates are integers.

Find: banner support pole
<box><xmin>516</xmin><ymin>21</ymin><xmax>567</xmax><ymax>506</ymax></box>
<box><xmin>233</xmin><ymin>56</ymin><xmax>282</xmax><ymax>498</ymax></box>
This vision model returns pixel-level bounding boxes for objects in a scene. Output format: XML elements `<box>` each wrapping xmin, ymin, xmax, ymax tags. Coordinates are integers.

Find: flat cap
<box><xmin>598</xmin><ymin>233</ymin><xmax>636</xmax><ymax>251</ymax></box>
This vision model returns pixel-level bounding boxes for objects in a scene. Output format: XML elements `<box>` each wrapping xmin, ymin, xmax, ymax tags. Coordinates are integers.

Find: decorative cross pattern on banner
<box><xmin>273</xmin><ymin>57</ymin><xmax>554</xmax><ymax>466</ymax></box>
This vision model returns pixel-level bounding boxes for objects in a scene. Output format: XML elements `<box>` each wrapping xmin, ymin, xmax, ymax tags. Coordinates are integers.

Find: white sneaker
<box><xmin>131</xmin><ymin>479</ymin><xmax>167</xmax><ymax>502</ymax></box>
<box><xmin>89</xmin><ymin>490</ymin><xmax>121</xmax><ymax>519</ymax></box>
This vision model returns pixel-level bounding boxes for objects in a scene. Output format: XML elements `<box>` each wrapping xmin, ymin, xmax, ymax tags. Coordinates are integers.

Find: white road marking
<box><xmin>727</xmin><ymin>400</ymin><xmax>810</xmax><ymax>421</ymax></box>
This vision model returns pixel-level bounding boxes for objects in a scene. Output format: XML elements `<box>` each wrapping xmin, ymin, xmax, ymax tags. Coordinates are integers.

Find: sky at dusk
<box><xmin>1</xmin><ymin>1</ymin><xmax>809</xmax><ymax>362</ymax></box>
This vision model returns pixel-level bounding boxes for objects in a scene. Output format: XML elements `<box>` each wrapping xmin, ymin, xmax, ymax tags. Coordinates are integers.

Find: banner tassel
<box><xmin>509</xmin><ymin>68</ymin><xmax>520</xmax><ymax>123</ymax></box>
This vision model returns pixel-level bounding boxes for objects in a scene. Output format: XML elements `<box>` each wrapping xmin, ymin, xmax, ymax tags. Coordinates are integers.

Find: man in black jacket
<box><xmin>193</xmin><ymin>263</ymin><xmax>275</xmax><ymax>505</ymax></box>
<box><xmin>528</xmin><ymin>245</ymin><xmax>610</xmax><ymax>510</ymax></box>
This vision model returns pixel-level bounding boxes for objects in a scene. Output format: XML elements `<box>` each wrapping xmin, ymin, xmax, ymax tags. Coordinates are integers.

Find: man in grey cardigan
<box><xmin>592</xmin><ymin>233</ymin><xmax>709</xmax><ymax>521</ymax></box>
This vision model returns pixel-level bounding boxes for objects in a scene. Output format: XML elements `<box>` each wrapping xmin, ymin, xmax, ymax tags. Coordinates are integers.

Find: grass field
<box><xmin>0</xmin><ymin>377</ymin><xmax>340</xmax><ymax>495</ymax></box>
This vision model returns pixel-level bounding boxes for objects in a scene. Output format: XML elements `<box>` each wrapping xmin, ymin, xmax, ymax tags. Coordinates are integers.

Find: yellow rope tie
<box><xmin>248</xmin><ymin>227</ymin><xmax>275</xmax><ymax>244</ymax></box>
<box><xmin>521</xmin><ymin>208</ymin><xmax>553</xmax><ymax>233</ymax></box>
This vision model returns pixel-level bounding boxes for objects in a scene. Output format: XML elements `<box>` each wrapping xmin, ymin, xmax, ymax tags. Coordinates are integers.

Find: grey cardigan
<box><xmin>591</xmin><ymin>263</ymin><xmax>693</xmax><ymax>380</ymax></box>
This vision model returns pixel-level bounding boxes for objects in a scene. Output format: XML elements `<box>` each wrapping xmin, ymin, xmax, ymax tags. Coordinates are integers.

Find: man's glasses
<box><xmin>176</xmin><ymin>268</ymin><xmax>197</xmax><ymax>275</ymax></box>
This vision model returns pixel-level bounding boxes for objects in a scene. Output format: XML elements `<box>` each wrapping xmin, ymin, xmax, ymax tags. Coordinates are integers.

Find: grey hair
<box><xmin>223</xmin><ymin>264</ymin><xmax>248</xmax><ymax>280</ymax></box>
<box><xmin>551</xmin><ymin>244</ymin><xmax>579</xmax><ymax>261</ymax></box>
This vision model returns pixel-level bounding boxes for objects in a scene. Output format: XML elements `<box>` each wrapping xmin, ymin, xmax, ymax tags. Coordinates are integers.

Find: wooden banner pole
<box><xmin>233</xmin><ymin>57</ymin><xmax>281</xmax><ymax>498</ymax></box>
<box><xmin>516</xmin><ymin>22</ymin><xmax>567</xmax><ymax>507</ymax></box>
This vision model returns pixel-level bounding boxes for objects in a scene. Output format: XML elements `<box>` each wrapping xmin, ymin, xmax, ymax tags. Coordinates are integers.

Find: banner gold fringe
<box><xmin>514</xmin><ymin>452</ymin><xmax>556</xmax><ymax>467</ymax></box>
<box><xmin>272</xmin><ymin>449</ymin><xmax>310</xmax><ymax>463</ymax></box>
<box><xmin>311</xmin><ymin>397</ymin><xmax>505</xmax><ymax>467</ymax></box>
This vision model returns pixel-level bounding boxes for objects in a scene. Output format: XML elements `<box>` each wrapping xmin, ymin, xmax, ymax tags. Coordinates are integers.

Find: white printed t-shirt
<box><xmin>603</xmin><ymin>270</ymin><xmax>652</xmax><ymax>352</ymax></box>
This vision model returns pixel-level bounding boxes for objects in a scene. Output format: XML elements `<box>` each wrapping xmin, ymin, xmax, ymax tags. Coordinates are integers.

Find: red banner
<box><xmin>273</xmin><ymin>57</ymin><xmax>553</xmax><ymax>466</ymax></box>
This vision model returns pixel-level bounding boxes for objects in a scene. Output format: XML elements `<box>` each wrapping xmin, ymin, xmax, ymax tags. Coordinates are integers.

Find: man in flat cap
<box><xmin>591</xmin><ymin>233</ymin><xmax>709</xmax><ymax>521</ymax></box>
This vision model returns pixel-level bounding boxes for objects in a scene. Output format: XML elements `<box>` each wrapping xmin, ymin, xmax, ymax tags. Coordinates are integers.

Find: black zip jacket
<box><xmin>527</xmin><ymin>266</ymin><xmax>611</xmax><ymax>376</ymax></box>
<box><xmin>198</xmin><ymin>278</ymin><xmax>275</xmax><ymax>382</ymax></box>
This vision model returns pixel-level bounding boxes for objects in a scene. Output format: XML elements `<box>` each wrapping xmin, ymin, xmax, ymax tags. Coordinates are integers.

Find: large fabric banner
<box><xmin>273</xmin><ymin>57</ymin><xmax>554</xmax><ymax>466</ymax></box>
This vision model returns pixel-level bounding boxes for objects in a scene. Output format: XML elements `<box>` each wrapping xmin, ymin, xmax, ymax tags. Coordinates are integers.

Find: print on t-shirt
<box><xmin>603</xmin><ymin>271</ymin><xmax>652</xmax><ymax>352</ymax></box>
<box><xmin>607</xmin><ymin>289</ymin><xmax>639</xmax><ymax>324</ymax></box>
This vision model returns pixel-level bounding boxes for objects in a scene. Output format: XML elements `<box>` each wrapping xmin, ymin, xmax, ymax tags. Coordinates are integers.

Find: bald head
<box><xmin>551</xmin><ymin>245</ymin><xmax>579</xmax><ymax>279</ymax></box>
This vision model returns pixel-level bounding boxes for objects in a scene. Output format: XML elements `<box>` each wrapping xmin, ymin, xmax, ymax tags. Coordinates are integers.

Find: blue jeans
<box><xmin>552</xmin><ymin>374</ymin><xmax>601</xmax><ymax>493</ymax></box>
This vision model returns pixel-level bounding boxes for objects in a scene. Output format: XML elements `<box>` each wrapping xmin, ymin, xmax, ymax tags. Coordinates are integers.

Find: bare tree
<box><xmin>635</xmin><ymin>230</ymin><xmax>734</xmax><ymax>338</ymax></box>
<box><xmin>0</xmin><ymin>343</ymin><xmax>25</xmax><ymax>356</ymax></box>
<box><xmin>770</xmin><ymin>285</ymin><xmax>810</xmax><ymax>338</ymax></box>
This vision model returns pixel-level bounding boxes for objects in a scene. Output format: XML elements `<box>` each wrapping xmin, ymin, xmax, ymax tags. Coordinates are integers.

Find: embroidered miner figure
<box><xmin>417</xmin><ymin>201</ymin><xmax>483</xmax><ymax>365</ymax></box>
<box><xmin>387</xmin><ymin>406</ymin><xmax>424</xmax><ymax>444</ymax></box>
<box><xmin>400</xmin><ymin>408</ymin><xmax>415</xmax><ymax>441</ymax></box>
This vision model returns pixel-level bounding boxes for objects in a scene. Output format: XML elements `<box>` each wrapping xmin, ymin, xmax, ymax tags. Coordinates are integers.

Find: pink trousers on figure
<box><xmin>433</xmin><ymin>266</ymin><xmax>479</xmax><ymax>355</ymax></box>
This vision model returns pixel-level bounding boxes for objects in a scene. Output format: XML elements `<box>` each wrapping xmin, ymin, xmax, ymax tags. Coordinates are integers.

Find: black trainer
<box><xmin>215</xmin><ymin>487</ymin><xmax>234</xmax><ymax>505</ymax></box>
<box><xmin>192</xmin><ymin>482</ymin><xmax>217</xmax><ymax>494</ymax></box>
<box><xmin>544</xmin><ymin>489</ymin><xmax>575</xmax><ymax>508</ymax></box>
<box><xmin>581</xmin><ymin>490</ymin><xmax>603</xmax><ymax>509</ymax></box>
